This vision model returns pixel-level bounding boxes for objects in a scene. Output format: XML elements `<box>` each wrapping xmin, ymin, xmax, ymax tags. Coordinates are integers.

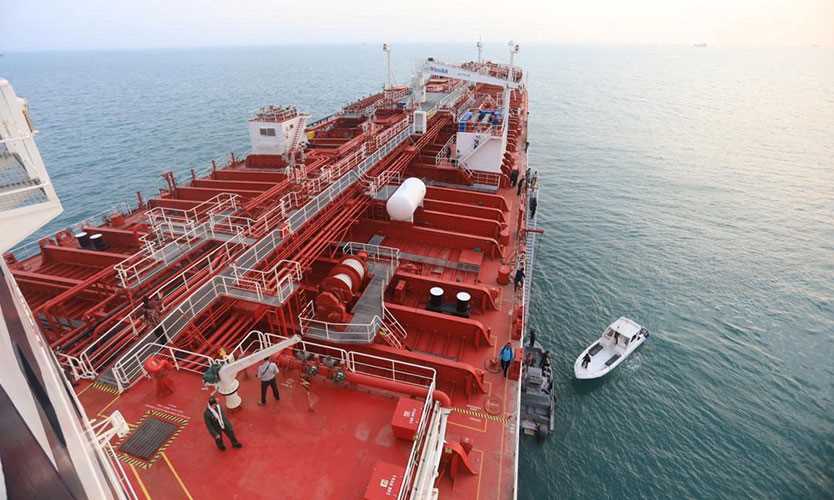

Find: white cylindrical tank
<box><xmin>386</xmin><ymin>177</ymin><xmax>426</xmax><ymax>222</ymax></box>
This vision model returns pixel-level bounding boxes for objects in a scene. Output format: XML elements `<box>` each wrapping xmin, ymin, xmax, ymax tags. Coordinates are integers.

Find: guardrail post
<box><xmin>168</xmin><ymin>347</ymin><xmax>179</xmax><ymax>371</ymax></box>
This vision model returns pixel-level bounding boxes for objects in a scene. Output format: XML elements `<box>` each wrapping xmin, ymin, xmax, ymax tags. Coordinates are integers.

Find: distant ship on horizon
<box><xmin>693</xmin><ymin>43</ymin><xmax>708</xmax><ymax>48</ymax></box>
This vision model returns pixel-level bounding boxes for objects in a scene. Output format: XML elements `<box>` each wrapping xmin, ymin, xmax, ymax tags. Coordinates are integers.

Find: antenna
<box><xmin>476</xmin><ymin>39</ymin><xmax>483</xmax><ymax>64</ymax></box>
<box><xmin>383</xmin><ymin>43</ymin><xmax>393</xmax><ymax>90</ymax></box>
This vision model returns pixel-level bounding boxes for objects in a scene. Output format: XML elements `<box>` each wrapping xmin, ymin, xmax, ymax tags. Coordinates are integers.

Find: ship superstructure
<box><xmin>2</xmin><ymin>44</ymin><xmax>538</xmax><ymax>499</ymax></box>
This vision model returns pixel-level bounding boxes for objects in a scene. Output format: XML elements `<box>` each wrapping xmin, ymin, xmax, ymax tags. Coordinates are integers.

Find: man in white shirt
<box><xmin>257</xmin><ymin>357</ymin><xmax>280</xmax><ymax>406</ymax></box>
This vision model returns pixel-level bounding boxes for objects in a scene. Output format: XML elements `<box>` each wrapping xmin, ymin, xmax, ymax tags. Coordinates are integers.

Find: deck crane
<box><xmin>209</xmin><ymin>334</ymin><xmax>302</xmax><ymax>409</ymax></box>
<box><xmin>410</xmin><ymin>58</ymin><xmax>520</xmax><ymax>133</ymax></box>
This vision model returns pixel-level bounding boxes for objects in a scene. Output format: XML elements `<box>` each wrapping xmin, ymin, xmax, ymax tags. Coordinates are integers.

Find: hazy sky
<box><xmin>3</xmin><ymin>0</ymin><xmax>833</xmax><ymax>51</ymax></box>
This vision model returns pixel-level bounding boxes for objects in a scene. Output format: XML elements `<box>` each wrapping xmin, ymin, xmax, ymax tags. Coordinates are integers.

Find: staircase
<box><xmin>289</xmin><ymin>115</ymin><xmax>307</xmax><ymax>151</ymax></box>
<box><xmin>456</xmin><ymin>134</ymin><xmax>492</xmax><ymax>169</ymax></box>
<box><xmin>379</xmin><ymin>306</ymin><xmax>408</xmax><ymax>349</ymax></box>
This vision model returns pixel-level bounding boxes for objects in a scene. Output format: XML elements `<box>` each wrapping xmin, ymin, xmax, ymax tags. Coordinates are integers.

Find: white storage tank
<box><xmin>386</xmin><ymin>177</ymin><xmax>426</xmax><ymax>222</ymax></box>
<box><xmin>413</xmin><ymin>110</ymin><xmax>427</xmax><ymax>134</ymax></box>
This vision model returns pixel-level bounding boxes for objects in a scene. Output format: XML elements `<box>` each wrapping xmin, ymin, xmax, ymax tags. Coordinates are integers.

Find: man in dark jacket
<box><xmin>514</xmin><ymin>266</ymin><xmax>525</xmax><ymax>292</ymax></box>
<box><xmin>203</xmin><ymin>397</ymin><xmax>242</xmax><ymax>451</ymax></box>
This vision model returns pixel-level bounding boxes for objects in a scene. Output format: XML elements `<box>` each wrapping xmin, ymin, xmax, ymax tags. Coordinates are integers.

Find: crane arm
<box><xmin>418</xmin><ymin>60</ymin><xmax>519</xmax><ymax>89</ymax></box>
<box><xmin>218</xmin><ymin>334</ymin><xmax>302</xmax><ymax>387</ymax></box>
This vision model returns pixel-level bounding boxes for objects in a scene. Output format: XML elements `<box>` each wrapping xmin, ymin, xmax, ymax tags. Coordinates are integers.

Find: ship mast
<box><xmin>383</xmin><ymin>43</ymin><xmax>393</xmax><ymax>90</ymax></box>
<box><xmin>477</xmin><ymin>39</ymin><xmax>484</xmax><ymax>64</ymax></box>
<box><xmin>508</xmin><ymin>40</ymin><xmax>520</xmax><ymax>81</ymax></box>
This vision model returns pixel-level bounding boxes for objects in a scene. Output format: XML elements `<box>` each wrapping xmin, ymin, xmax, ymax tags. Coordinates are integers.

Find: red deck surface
<box><xmin>80</xmin><ymin>367</ymin><xmax>416</xmax><ymax>500</ymax></box>
<box><xmin>16</xmin><ymin>60</ymin><xmax>531</xmax><ymax>499</ymax></box>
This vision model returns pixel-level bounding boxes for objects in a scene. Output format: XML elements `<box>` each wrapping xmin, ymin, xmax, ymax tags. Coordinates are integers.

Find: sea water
<box><xmin>2</xmin><ymin>44</ymin><xmax>832</xmax><ymax>499</ymax></box>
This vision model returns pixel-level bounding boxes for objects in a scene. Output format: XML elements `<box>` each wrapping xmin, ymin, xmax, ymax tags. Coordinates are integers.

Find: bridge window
<box><xmin>259</xmin><ymin>128</ymin><xmax>276</xmax><ymax>137</ymax></box>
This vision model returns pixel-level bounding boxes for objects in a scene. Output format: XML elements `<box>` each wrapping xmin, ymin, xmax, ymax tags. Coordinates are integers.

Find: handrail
<box><xmin>434</xmin><ymin>134</ymin><xmax>455</xmax><ymax>165</ymax></box>
<box><xmin>114</xmin><ymin>220</ymin><xmax>217</xmax><ymax>288</ymax></box>
<box><xmin>226</xmin><ymin>328</ymin><xmax>435</xmax><ymax>500</ymax></box>
<box><xmin>146</xmin><ymin>192</ymin><xmax>239</xmax><ymax>238</ymax></box>
<box><xmin>237</xmin><ymin>330</ymin><xmax>434</xmax><ymax>388</ymax></box>
<box><xmin>340</xmin><ymin>241</ymin><xmax>400</xmax><ymax>265</ymax></box>
<box><xmin>108</xmin><ymin>113</ymin><xmax>413</xmax><ymax>389</ymax></box>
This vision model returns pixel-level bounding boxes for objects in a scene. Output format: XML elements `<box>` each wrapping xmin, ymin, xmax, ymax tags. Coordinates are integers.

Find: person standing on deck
<box><xmin>203</xmin><ymin>397</ymin><xmax>242</xmax><ymax>451</ymax></box>
<box><xmin>510</xmin><ymin>169</ymin><xmax>519</xmax><ymax>187</ymax></box>
<box><xmin>142</xmin><ymin>296</ymin><xmax>163</xmax><ymax>340</ymax></box>
<box><xmin>517</xmin><ymin>175</ymin><xmax>526</xmax><ymax>196</ymax></box>
<box><xmin>514</xmin><ymin>266</ymin><xmax>525</xmax><ymax>292</ymax></box>
<box><xmin>257</xmin><ymin>357</ymin><xmax>281</xmax><ymax>406</ymax></box>
<box><xmin>500</xmin><ymin>343</ymin><xmax>514</xmax><ymax>377</ymax></box>
<box><xmin>582</xmin><ymin>352</ymin><xmax>591</xmax><ymax>369</ymax></box>
<box><xmin>529</xmin><ymin>196</ymin><xmax>538</xmax><ymax>218</ymax></box>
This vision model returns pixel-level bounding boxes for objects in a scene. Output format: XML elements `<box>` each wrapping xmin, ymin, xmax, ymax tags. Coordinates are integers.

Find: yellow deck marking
<box><xmin>96</xmin><ymin>394</ymin><xmax>121</xmax><ymax>419</ymax></box>
<box><xmin>129</xmin><ymin>464</ymin><xmax>152</xmax><ymax>500</ymax></box>
<box><xmin>75</xmin><ymin>383</ymin><xmax>94</xmax><ymax>396</ymax></box>
<box><xmin>473</xmin><ymin>448</ymin><xmax>484</xmax><ymax>499</ymax></box>
<box><xmin>161</xmin><ymin>451</ymin><xmax>194</xmax><ymax>500</ymax></box>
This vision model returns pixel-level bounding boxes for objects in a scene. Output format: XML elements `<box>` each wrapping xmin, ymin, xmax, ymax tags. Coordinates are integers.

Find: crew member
<box><xmin>203</xmin><ymin>397</ymin><xmax>242</xmax><ymax>451</ymax></box>
<box><xmin>510</xmin><ymin>169</ymin><xmax>519</xmax><ymax>187</ymax></box>
<box><xmin>142</xmin><ymin>296</ymin><xmax>163</xmax><ymax>340</ymax></box>
<box><xmin>257</xmin><ymin>357</ymin><xmax>280</xmax><ymax>406</ymax></box>
<box><xmin>581</xmin><ymin>352</ymin><xmax>592</xmax><ymax>369</ymax></box>
<box><xmin>514</xmin><ymin>266</ymin><xmax>525</xmax><ymax>292</ymax></box>
<box><xmin>540</xmin><ymin>350</ymin><xmax>551</xmax><ymax>369</ymax></box>
<box><xmin>500</xmin><ymin>342</ymin><xmax>514</xmax><ymax>378</ymax></box>
<box><xmin>529</xmin><ymin>196</ymin><xmax>538</xmax><ymax>218</ymax></box>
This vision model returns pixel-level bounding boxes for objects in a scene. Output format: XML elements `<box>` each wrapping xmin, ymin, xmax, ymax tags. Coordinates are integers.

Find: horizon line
<box><xmin>2</xmin><ymin>40</ymin><xmax>831</xmax><ymax>55</ymax></box>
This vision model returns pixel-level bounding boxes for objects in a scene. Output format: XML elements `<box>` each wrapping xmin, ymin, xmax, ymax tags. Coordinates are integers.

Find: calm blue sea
<box><xmin>2</xmin><ymin>44</ymin><xmax>832</xmax><ymax>499</ymax></box>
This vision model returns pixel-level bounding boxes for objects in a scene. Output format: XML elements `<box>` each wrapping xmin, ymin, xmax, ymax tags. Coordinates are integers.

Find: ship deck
<box><xmin>79</xmin><ymin>371</ymin><xmax>415</xmax><ymax>499</ymax></box>
<box><xmin>10</xmin><ymin>59</ymin><xmax>532</xmax><ymax>499</ymax></box>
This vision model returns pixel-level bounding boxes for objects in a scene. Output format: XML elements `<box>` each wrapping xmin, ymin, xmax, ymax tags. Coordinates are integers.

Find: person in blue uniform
<box><xmin>500</xmin><ymin>342</ymin><xmax>514</xmax><ymax>377</ymax></box>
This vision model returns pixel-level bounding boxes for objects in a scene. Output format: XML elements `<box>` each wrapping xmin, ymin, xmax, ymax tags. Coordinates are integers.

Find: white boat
<box><xmin>574</xmin><ymin>317</ymin><xmax>649</xmax><ymax>379</ymax></box>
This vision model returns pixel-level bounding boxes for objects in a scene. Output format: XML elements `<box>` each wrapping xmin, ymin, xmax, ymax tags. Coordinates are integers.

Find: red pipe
<box><xmin>278</xmin><ymin>354</ymin><xmax>451</xmax><ymax>407</ymax></box>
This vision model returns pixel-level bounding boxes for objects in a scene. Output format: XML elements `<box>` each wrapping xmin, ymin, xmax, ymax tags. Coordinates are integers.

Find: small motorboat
<box><xmin>574</xmin><ymin>317</ymin><xmax>648</xmax><ymax>380</ymax></box>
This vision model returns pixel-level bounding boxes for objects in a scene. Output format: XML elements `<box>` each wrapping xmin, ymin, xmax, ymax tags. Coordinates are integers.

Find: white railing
<box><xmin>114</xmin><ymin>221</ymin><xmax>221</xmax><ymax>288</ymax></box>
<box><xmin>406</xmin><ymin>403</ymin><xmax>448</xmax><ymax>500</ymax></box>
<box><xmin>227</xmin><ymin>328</ymin><xmax>437</xmax><ymax>500</ymax></box>
<box><xmin>299</xmin><ymin>300</ymin><xmax>385</xmax><ymax>344</ymax></box>
<box><xmin>222</xmin><ymin>259</ymin><xmax>302</xmax><ymax>304</ymax></box>
<box><xmin>300</xmin><ymin>241</ymin><xmax>401</xmax><ymax>344</ymax></box>
<box><xmin>106</xmin><ymin>113</ymin><xmax>413</xmax><ymax>389</ymax></box>
<box><xmin>110</xmin><ymin>277</ymin><xmax>221</xmax><ymax>389</ymax></box>
<box><xmin>464</xmin><ymin>168</ymin><xmax>502</xmax><ymax>189</ymax></box>
<box><xmin>434</xmin><ymin>134</ymin><xmax>455</xmax><ymax>165</ymax></box>
<box><xmin>340</xmin><ymin>241</ymin><xmax>400</xmax><ymax>265</ymax></box>
<box><xmin>288</xmin><ymin>125</ymin><xmax>411</xmax><ymax>234</ymax></box>
<box><xmin>235</xmin><ymin>330</ymin><xmax>434</xmax><ymax>389</ymax></box>
<box><xmin>149</xmin><ymin>231</ymin><xmax>248</xmax><ymax>302</ymax></box>
<box><xmin>100</xmin><ymin>440</ymin><xmax>139</xmax><ymax>500</ymax></box>
<box><xmin>436</xmin><ymin>159</ymin><xmax>501</xmax><ymax>190</ymax></box>
<box><xmin>365</xmin><ymin>170</ymin><xmax>402</xmax><ymax>196</ymax></box>
<box><xmin>371</xmin><ymin>117</ymin><xmax>410</xmax><ymax>150</ymax></box>
<box><xmin>398</xmin><ymin>379</ymin><xmax>437</xmax><ymax>500</ymax></box>
<box><xmin>146</xmin><ymin>192</ymin><xmax>239</xmax><ymax>239</ymax></box>
<box><xmin>456</xmin><ymin>134</ymin><xmax>492</xmax><ymax>168</ymax></box>
<box><xmin>75</xmin><ymin>304</ymin><xmax>144</xmax><ymax>379</ymax></box>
